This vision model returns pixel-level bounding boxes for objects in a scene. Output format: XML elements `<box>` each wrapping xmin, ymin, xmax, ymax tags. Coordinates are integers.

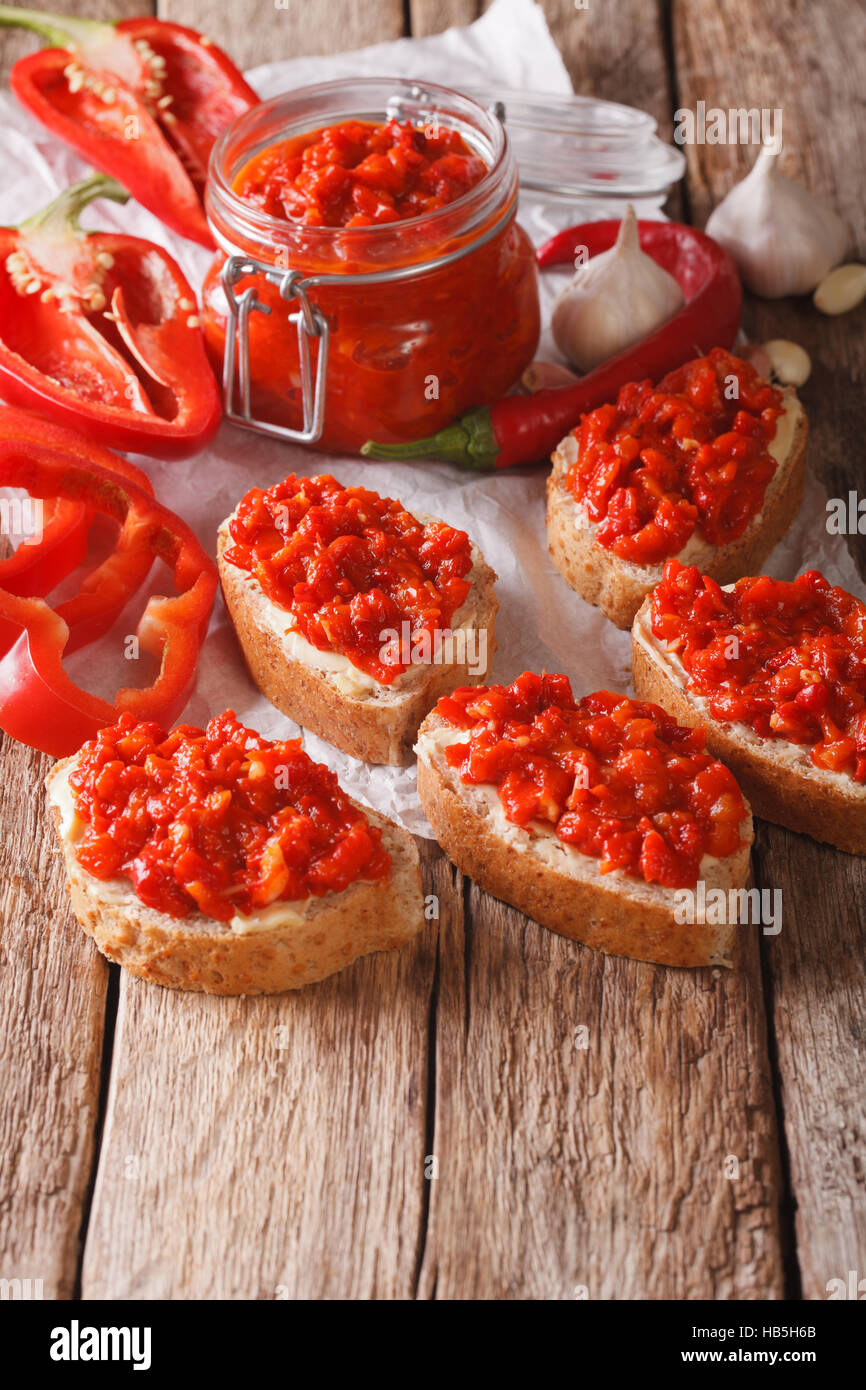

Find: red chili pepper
<box><xmin>0</xmin><ymin>435</ymin><xmax>217</xmax><ymax>756</ymax></box>
<box><xmin>0</xmin><ymin>6</ymin><xmax>258</xmax><ymax>248</ymax></box>
<box><xmin>361</xmin><ymin>220</ymin><xmax>742</xmax><ymax>470</ymax></box>
<box><xmin>0</xmin><ymin>175</ymin><xmax>221</xmax><ymax>458</ymax></box>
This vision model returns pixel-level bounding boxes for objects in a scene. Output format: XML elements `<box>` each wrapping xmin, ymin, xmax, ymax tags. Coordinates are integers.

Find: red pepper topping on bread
<box><xmin>564</xmin><ymin>348</ymin><xmax>783</xmax><ymax>563</ymax></box>
<box><xmin>650</xmin><ymin>561</ymin><xmax>866</xmax><ymax>779</ymax></box>
<box><xmin>434</xmin><ymin>673</ymin><xmax>747</xmax><ymax>888</ymax></box>
<box><xmin>223</xmin><ymin>474</ymin><xmax>474</xmax><ymax>684</ymax></box>
<box><xmin>68</xmin><ymin>711</ymin><xmax>391</xmax><ymax>920</ymax></box>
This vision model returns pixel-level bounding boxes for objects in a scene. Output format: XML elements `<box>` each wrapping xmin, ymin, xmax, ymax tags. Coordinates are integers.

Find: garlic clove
<box><xmin>521</xmin><ymin>360</ymin><xmax>581</xmax><ymax>392</ymax></box>
<box><xmin>740</xmin><ymin>343</ymin><xmax>773</xmax><ymax>379</ymax></box>
<box><xmin>705</xmin><ymin>144</ymin><xmax>848</xmax><ymax>299</ymax></box>
<box><xmin>551</xmin><ymin>204</ymin><xmax>684</xmax><ymax>373</ymax></box>
<box><xmin>813</xmin><ymin>263</ymin><xmax>866</xmax><ymax>316</ymax></box>
<box><xmin>760</xmin><ymin>339</ymin><xmax>811</xmax><ymax>387</ymax></box>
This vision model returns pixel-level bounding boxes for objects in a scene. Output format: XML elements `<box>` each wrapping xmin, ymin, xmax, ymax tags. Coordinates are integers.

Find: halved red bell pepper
<box><xmin>0</xmin><ymin>403</ymin><xmax>153</xmax><ymax>599</ymax></box>
<box><xmin>0</xmin><ymin>175</ymin><xmax>221</xmax><ymax>457</ymax></box>
<box><xmin>0</xmin><ymin>436</ymin><xmax>217</xmax><ymax>756</ymax></box>
<box><xmin>0</xmin><ymin>6</ymin><xmax>258</xmax><ymax>247</ymax></box>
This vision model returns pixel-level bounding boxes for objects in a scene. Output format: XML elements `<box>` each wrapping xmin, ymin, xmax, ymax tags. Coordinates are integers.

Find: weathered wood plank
<box><xmin>0</xmin><ymin>0</ymin><xmax>147</xmax><ymax>85</ymax></box>
<box><xmin>157</xmin><ymin>0</ymin><xmax>406</xmax><ymax>73</ymax></box>
<box><xmin>81</xmin><ymin>887</ymin><xmax>438</xmax><ymax>1299</ymax></box>
<box><xmin>417</xmin><ymin>876</ymin><xmax>783</xmax><ymax>1299</ymax></box>
<box><xmin>414</xmin><ymin>0</ymin><xmax>678</xmax><ymax>138</ymax></box>
<box><xmin>673</xmin><ymin>0</ymin><xmax>866</xmax><ymax>1300</ymax></box>
<box><xmin>410</xmin><ymin>0</ymin><xmax>480</xmax><ymax>38</ymax></box>
<box><xmin>753</xmin><ymin>825</ymin><xmax>866</xmax><ymax>1301</ymax></box>
<box><xmin>0</xmin><ymin>737</ymin><xmax>109</xmax><ymax>1300</ymax></box>
<box><xmin>412</xmin><ymin>0</ymin><xmax>784</xmax><ymax>1301</ymax></box>
<box><xmin>0</xmin><ymin>0</ymin><xmax>130</xmax><ymax>1307</ymax></box>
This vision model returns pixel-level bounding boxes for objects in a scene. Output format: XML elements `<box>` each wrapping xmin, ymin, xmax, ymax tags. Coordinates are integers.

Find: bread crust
<box><xmin>47</xmin><ymin>758</ymin><xmax>425</xmax><ymax>995</ymax></box>
<box><xmin>416</xmin><ymin>715</ymin><xmax>754</xmax><ymax>968</ymax></box>
<box><xmin>217</xmin><ymin>521</ymin><xmax>497</xmax><ymax>765</ymax></box>
<box><xmin>546</xmin><ymin>393</ymin><xmax>808</xmax><ymax>629</ymax></box>
<box><xmin>632</xmin><ymin>597</ymin><xmax>866</xmax><ymax>856</ymax></box>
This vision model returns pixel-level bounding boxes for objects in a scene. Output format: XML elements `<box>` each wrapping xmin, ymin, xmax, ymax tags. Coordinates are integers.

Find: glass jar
<box><xmin>203</xmin><ymin>77</ymin><xmax>540</xmax><ymax>455</ymax></box>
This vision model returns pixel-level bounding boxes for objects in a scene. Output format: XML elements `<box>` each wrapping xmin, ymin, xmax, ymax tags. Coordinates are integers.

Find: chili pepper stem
<box><xmin>361</xmin><ymin>406</ymin><xmax>500</xmax><ymax>470</ymax></box>
<box><xmin>0</xmin><ymin>4</ymin><xmax>113</xmax><ymax>51</ymax></box>
<box><xmin>17</xmin><ymin>173</ymin><xmax>129</xmax><ymax>236</ymax></box>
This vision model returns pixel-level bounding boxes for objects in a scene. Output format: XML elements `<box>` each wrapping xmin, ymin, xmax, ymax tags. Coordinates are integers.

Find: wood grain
<box><xmin>406</xmin><ymin>0</ymin><xmax>782</xmax><ymax>1302</ymax></box>
<box><xmin>413</xmin><ymin>0</ymin><xmax>679</xmax><ymax>137</ymax></box>
<box><xmin>0</xmin><ymin>0</ymin><xmax>146</xmax><ymax>84</ymax></box>
<box><xmin>156</xmin><ymin>0</ymin><xmax>406</xmax><ymax>73</ymax></box>
<box><xmin>0</xmin><ymin>0</ymin><xmax>128</xmax><ymax>1301</ymax></box>
<box><xmin>416</xmin><ymin>871</ymin><xmax>783</xmax><ymax>1299</ymax></box>
<box><xmin>81</xmin><ymin>905</ymin><xmax>437</xmax><ymax>1299</ymax></box>
<box><xmin>1</xmin><ymin>0</ymin><xmax>864</xmax><ymax>1305</ymax></box>
<box><xmin>0</xmin><ymin>737</ymin><xmax>109</xmax><ymax>1300</ymax></box>
<box><xmin>410</xmin><ymin>1</ymin><xmax>480</xmax><ymax>39</ymax></box>
<box><xmin>673</xmin><ymin>0</ymin><xmax>866</xmax><ymax>1300</ymax></box>
<box><xmin>752</xmin><ymin>825</ymin><xmax>866</xmax><ymax>1300</ymax></box>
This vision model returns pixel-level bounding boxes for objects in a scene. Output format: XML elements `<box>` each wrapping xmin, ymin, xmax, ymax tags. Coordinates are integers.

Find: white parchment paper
<box><xmin>1</xmin><ymin>0</ymin><xmax>862</xmax><ymax>836</ymax></box>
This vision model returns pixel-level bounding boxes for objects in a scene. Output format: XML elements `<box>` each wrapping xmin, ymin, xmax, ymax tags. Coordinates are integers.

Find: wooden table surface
<box><xmin>1</xmin><ymin>0</ymin><xmax>864</xmax><ymax>1302</ymax></box>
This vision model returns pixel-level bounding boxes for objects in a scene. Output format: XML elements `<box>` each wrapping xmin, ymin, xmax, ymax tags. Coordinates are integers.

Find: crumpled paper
<box><xmin>1</xmin><ymin>0</ymin><xmax>862</xmax><ymax>836</ymax></box>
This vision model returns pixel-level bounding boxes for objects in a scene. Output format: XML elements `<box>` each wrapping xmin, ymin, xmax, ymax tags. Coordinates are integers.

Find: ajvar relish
<box><xmin>202</xmin><ymin>102</ymin><xmax>539</xmax><ymax>454</ymax></box>
<box><xmin>651</xmin><ymin>561</ymin><xmax>866</xmax><ymax>780</ymax></box>
<box><xmin>565</xmin><ymin>348</ymin><xmax>784</xmax><ymax>564</ymax></box>
<box><xmin>233</xmin><ymin>117</ymin><xmax>487</xmax><ymax>227</ymax></box>
<box><xmin>68</xmin><ymin>712</ymin><xmax>391</xmax><ymax>921</ymax></box>
<box><xmin>434</xmin><ymin>672</ymin><xmax>747</xmax><ymax>888</ymax></box>
<box><xmin>224</xmin><ymin>474</ymin><xmax>474</xmax><ymax>684</ymax></box>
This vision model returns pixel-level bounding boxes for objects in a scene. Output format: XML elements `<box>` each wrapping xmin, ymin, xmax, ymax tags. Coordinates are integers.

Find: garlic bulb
<box><xmin>551</xmin><ymin>204</ymin><xmax>684</xmax><ymax>372</ymax></box>
<box><xmin>705</xmin><ymin>144</ymin><xmax>848</xmax><ymax>298</ymax></box>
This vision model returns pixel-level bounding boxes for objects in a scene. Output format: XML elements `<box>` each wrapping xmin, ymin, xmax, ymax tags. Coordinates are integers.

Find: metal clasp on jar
<box><xmin>218</xmin><ymin>199</ymin><xmax>514</xmax><ymax>447</ymax></box>
<box><xmin>220</xmin><ymin>259</ymin><xmax>330</xmax><ymax>444</ymax></box>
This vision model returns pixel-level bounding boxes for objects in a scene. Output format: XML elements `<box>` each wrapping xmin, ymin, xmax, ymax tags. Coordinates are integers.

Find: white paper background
<box><xmin>2</xmin><ymin>0</ymin><xmax>862</xmax><ymax>836</ymax></box>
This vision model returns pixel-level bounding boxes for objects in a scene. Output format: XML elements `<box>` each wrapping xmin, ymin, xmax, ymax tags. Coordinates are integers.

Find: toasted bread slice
<box><xmin>632</xmin><ymin>595</ymin><xmax>866</xmax><ymax>856</ymax></box>
<box><xmin>217</xmin><ymin>514</ymin><xmax>497</xmax><ymax>765</ymax></box>
<box><xmin>46</xmin><ymin>757</ymin><xmax>425</xmax><ymax>995</ymax></box>
<box><xmin>546</xmin><ymin>389</ymin><xmax>807</xmax><ymax>629</ymax></box>
<box><xmin>415</xmin><ymin>713</ymin><xmax>754</xmax><ymax>968</ymax></box>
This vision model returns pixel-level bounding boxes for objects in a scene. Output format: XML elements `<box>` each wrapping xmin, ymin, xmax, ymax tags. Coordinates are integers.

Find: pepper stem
<box><xmin>361</xmin><ymin>406</ymin><xmax>500</xmax><ymax>470</ymax></box>
<box><xmin>0</xmin><ymin>4</ymin><xmax>114</xmax><ymax>50</ymax></box>
<box><xmin>19</xmin><ymin>174</ymin><xmax>129</xmax><ymax>234</ymax></box>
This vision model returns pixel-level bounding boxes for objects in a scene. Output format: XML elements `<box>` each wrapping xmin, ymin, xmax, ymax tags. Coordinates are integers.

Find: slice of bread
<box><xmin>415</xmin><ymin>713</ymin><xmax>754</xmax><ymax>968</ymax></box>
<box><xmin>546</xmin><ymin>389</ymin><xmax>807</xmax><ymax>629</ymax></box>
<box><xmin>218</xmin><ymin>513</ymin><xmax>497</xmax><ymax>765</ymax></box>
<box><xmin>46</xmin><ymin>757</ymin><xmax>425</xmax><ymax>995</ymax></box>
<box><xmin>632</xmin><ymin>595</ymin><xmax>866</xmax><ymax>856</ymax></box>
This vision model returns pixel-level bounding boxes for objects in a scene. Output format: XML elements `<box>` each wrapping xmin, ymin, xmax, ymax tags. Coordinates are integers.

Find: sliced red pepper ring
<box><xmin>0</xmin><ymin>7</ymin><xmax>259</xmax><ymax>248</ymax></box>
<box><xmin>0</xmin><ymin>402</ymin><xmax>155</xmax><ymax>490</ymax></box>
<box><xmin>0</xmin><ymin>175</ymin><xmax>222</xmax><ymax>458</ymax></box>
<box><xmin>0</xmin><ymin>403</ymin><xmax>152</xmax><ymax>626</ymax></box>
<box><xmin>0</xmin><ymin>495</ymin><xmax>88</xmax><ymax>597</ymax></box>
<box><xmin>0</xmin><ymin>438</ymin><xmax>217</xmax><ymax>757</ymax></box>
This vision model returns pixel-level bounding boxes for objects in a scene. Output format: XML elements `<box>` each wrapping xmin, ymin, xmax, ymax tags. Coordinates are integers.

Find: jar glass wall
<box><xmin>203</xmin><ymin>78</ymin><xmax>540</xmax><ymax>455</ymax></box>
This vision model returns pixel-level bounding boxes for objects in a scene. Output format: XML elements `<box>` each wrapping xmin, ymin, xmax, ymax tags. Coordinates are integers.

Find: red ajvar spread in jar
<box><xmin>203</xmin><ymin>99</ymin><xmax>539</xmax><ymax>454</ymax></box>
<box><xmin>233</xmin><ymin>117</ymin><xmax>487</xmax><ymax>227</ymax></box>
<box><xmin>564</xmin><ymin>348</ymin><xmax>784</xmax><ymax>564</ymax></box>
<box><xmin>434</xmin><ymin>672</ymin><xmax>747</xmax><ymax>887</ymax></box>
<box><xmin>224</xmin><ymin>474</ymin><xmax>473</xmax><ymax>684</ymax></box>
<box><xmin>651</xmin><ymin>561</ymin><xmax>866</xmax><ymax>780</ymax></box>
<box><xmin>68</xmin><ymin>711</ymin><xmax>391</xmax><ymax>920</ymax></box>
